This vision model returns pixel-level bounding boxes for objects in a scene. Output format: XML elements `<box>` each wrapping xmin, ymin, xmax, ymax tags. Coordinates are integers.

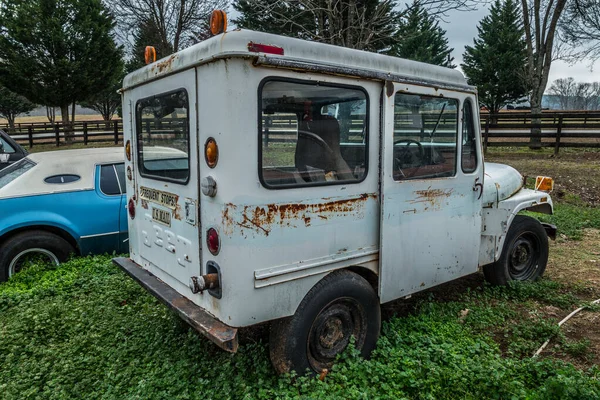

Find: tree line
<box><xmin>0</xmin><ymin>0</ymin><xmax>599</xmax><ymax>139</ymax></box>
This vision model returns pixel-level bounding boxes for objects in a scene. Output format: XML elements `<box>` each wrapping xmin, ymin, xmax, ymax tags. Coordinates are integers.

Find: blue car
<box><xmin>0</xmin><ymin>147</ymin><xmax>127</xmax><ymax>281</ymax></box>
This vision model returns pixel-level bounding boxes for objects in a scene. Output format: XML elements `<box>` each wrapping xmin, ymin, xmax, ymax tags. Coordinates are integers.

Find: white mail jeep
<box><xmin>114</xmin><ymin>25</ymin><xmax>556</xmax><ymax>374</ymax></box>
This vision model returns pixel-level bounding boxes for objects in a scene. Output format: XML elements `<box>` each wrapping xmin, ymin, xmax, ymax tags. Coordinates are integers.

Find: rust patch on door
<box><xmin>409</xmin><ymin>188</ymin><xmax>454</xmax><ymax>210</ymax></box>
<box><xmin>222</xmin><ymin>193</ymin><xmax>377</xmax><ymax>237</ymax></box>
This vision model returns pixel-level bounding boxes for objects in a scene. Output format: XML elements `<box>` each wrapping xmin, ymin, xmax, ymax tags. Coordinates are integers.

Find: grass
<box><xmin>1</xmin><ymin>256</ymin><xmax>600</xmax><ymax>399</ymax></box>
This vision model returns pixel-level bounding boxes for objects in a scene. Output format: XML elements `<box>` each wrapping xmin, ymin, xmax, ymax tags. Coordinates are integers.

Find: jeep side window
<box><xmin>393</xmin><ymin>93</ymin><xmax>458</xmax><ymax>180</ymax></box>
<box><xmin>260</xmin><ymin>79</ymin><xmax>368</xmax><ymax>188</ymax></box>
<box><xmin>461</xmin><ymin>99</ymin><xmax>478</xmax><ymax>173</ymax></box>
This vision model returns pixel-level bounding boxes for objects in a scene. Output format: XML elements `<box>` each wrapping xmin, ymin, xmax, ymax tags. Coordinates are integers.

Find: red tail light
<box><xmin>128</xmin><ymin>198</ymin><xmax>136</xmax><ymax>219</ymax></box>
<box><xmin>207</xmin><ymin>228</ymin><xmax>220</xmax><ymax>255</ymax></box>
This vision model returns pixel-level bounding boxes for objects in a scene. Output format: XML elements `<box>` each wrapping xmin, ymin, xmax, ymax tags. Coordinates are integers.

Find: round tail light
<box><xmin>128</xmin><ymin>198</ymin><xmax>136</xmax><ymax>219</ymax></box>
<box><xmin>207</xmin><ymin>228</ymin><xmax>220</xmax><ymax>255</ymax></box>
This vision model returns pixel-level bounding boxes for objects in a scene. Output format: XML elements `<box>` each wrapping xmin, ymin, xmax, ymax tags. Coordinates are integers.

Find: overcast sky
<box><xmin>439</xmin><ymin>5</ymin><xmax>597</xmax><ymax>84</ymax></box>
<box><xmin>228</xmin><ymin>3</ymin><xmax>597</xmax><ymax>85</ymax></box>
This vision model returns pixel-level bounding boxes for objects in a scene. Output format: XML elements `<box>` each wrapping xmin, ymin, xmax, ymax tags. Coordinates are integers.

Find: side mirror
<box><xmin>0</xmin><ymin>141</ymin><xmax>4</xmax><ymax>153</ymax></box>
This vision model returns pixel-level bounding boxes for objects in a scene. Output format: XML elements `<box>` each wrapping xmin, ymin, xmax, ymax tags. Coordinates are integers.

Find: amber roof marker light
<box><xmin>144</xmin><ymin>46</ymin><xmax>156</xmax><ymax>65</ymax></box>
<box><xmin>210</xmin><ymin>10</ymin><xmax>227</xmax><ymax>36</ymax></box>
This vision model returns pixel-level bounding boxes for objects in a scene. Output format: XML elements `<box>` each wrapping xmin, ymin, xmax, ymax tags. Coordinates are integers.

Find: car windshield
<box><xmin>0</xmin><ymin>158</ymin><xmax>36</xmax><ymax>189</ymax></box>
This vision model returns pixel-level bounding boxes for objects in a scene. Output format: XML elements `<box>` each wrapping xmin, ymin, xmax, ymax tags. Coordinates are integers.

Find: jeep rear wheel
<box><xmin>269</xmin><ymin>270</ymin><xmax>380</xmax><ymax>375</ymax></box>
<box><xmin>0</xmin><ymin>230</ymin><xmax>74</xmax><ymax>282</ymax></box>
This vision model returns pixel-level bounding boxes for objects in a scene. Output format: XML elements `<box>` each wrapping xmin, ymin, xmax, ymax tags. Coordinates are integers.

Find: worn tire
<box><xmin>0</xmin><ymin>230</ymin><xmax>74</xmax><ymax>282</ymax></box>
<box><xmin>269</xmin><ymin>270</ymin><xmax>380</xmax><ymax>375</ymax></box>
<box><xmin>483</xmin><ymin>215</ymin><xmax>548</xmax><ymax>286</ymax></box>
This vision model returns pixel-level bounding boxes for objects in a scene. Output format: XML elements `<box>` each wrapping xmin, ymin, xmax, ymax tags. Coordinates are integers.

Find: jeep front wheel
<box><xmin>483</xmin><ymin>215</ymin><xmax>549</xmax><ymax>285</ymax></box>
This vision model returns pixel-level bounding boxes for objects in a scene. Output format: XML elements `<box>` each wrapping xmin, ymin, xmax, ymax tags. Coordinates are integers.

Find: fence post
<box><xmin>554</xmin><ymin>116</ymin><xmax>563</xmax><ymax>156</ymax></box>
<box><xmin>483</xmin><ymin>115</ymin><xmax>490</xmax><ymax>155</ymax></box>
<box><xmin>55</xmin><ymin>124</ymin><xmax>60</xmax><ymax>147</ymax></box>
<box><xmin>28</xmin><ymin>126</ymin><xmax>33</xmax><ymax>148</ymax></box>
<box><xmin>114</xmin><ymin>120</ymin><xmax>119</xmax><ymax>144</ymax></box>
<box><xmin>83</xmin><ymin>122</ymin><xmax>88</xmax><ymax>145</ymax></box>
<box><xmin>264</xmin><ymin>117</ymin><xmax>270</xmax><ymax>148</ymax></box>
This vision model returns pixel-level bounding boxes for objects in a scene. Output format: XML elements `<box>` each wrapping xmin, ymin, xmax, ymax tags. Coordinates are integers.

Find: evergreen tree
<box><xmin>461</xmin><ymin>0</ymin><xmax>528</xmax><ymax>116</ymax></box>
<box><xmin>388</xmin><ymin>1</ymin><xmax>455</xmax><ymax>67</ymax></box>
<box><xmin>126</xmin><ymin>18</ymin><xmax>175</xmax><ymax>73</ymax></box>
<box><xmin>0</xmin><ymin>0</ymin><xmax>123</xmax><ymax>132</ymax></box>
<box><xmin>0</xmin><ymin>86</ymin><xmax>36</xmax><ymax>130</ymax></box>
<box><xmin>233</xmin><ymin>0</ymin><xmax>398</xmax><ymax>52</ymax></box>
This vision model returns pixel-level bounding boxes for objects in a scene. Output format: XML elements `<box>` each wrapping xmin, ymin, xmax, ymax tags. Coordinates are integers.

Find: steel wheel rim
<box><xmin>508</xmin><ymin>232</ymin><xmax>540</xmax><ymax>280</ymax></box>
<box><xmin>307</xmin><ymin>297</ymin><xmax>366</xmax><ymax>372</ymax></box>
<box><xmin>8</xmin><ymin>248</ymin><xmax>60</xmax><ymax>278</ymax></box>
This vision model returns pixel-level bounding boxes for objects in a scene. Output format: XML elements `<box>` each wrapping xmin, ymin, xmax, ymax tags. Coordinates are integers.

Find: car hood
<box><xmin>482</xmin><ymin>162</ymin><xmax>524</xmax><ymax>205</ymax></box>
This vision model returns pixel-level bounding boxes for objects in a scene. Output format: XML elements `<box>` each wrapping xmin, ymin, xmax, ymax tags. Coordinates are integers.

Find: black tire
<box><xmin>0</xmin><ymin>230</ymin><xmax>74</xmax><ymax>282</ymax></box>
<box><xmin>269</xmin><ymin>270</ymin><xmax>381</xmax><ymax>375</ymax></box>
<box><xmin>483</xmin><ymin>215</ymin><xmax>549</xmax><ymax>286</ymax></box>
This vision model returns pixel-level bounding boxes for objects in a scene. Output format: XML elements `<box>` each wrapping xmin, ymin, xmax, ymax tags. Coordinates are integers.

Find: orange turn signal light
<box><xmin>145</xmin><ymin>46</ymin><xmax>156</xmax><ymax>65</ymax></box>
<box><xmin>210</xmin><ymin>10</ymin><xmax>227</xmax><ymax>36</ymax></box>
<box><xmin>125</xmin><ymin>140</ymin><xmax>131</xmax><ymax>161</ymax></box>
<box><xmin>535</xmin><ymin>176</ymin><xmax>554</xmax><ymax>192</ymax></box>
<box><xmin>205</xmin><ymin>138</ymin><xmax>219</xmax><ymax>168</ymax></box>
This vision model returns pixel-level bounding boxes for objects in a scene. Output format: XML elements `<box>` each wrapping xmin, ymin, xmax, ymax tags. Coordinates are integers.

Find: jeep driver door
<box><xmin>379</xmin><ymin>82</ymin><xmax>483</xmax><ymax>303</ymax></box>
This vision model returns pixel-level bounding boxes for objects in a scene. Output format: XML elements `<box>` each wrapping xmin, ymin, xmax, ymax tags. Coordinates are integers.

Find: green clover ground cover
<box><xmin>1</xmin><ymin>254</ymin><xmax>599</xmax><ymax>399</ymax></box>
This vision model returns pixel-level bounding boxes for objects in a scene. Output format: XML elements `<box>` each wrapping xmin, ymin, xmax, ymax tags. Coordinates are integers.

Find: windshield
<box><xmin>0</xmin><ymin>158</ymin><xmax>36</xmax><ymax>189</ymax></box>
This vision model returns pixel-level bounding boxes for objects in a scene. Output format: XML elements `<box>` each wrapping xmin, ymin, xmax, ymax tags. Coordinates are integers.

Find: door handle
<box><xmin>473</xmin><ymin>177</ymin><xmax>483</xmax><ymax>200</ymax></box>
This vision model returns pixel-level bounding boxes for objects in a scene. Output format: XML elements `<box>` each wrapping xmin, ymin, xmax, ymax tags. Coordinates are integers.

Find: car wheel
<box><xmin>269</xmin><ymin>270</ymin><xmax>380</xmax><ymax>375</ymax></box>
<box><xmin>483</xmin><ymin>215</ymin><xmax>549</xmax><ymax>286</ymax></box>
<box><xmin>0</xmin><ymin>230</ymin><xmax>75</xmax><ymax>282</ymax></box>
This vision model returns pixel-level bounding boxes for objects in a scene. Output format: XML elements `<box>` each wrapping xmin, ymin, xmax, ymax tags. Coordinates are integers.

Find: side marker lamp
<box><xmin>535</xmin><ymin>176</ymin><xmax>554</xmax><ymax>192</ymax></box>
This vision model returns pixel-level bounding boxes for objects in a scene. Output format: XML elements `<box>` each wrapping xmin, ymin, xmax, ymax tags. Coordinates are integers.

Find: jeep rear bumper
<box><xmin>112</xmin><ymin>257</ymin><xmax>238</xmax><ymax>353</ymax></box>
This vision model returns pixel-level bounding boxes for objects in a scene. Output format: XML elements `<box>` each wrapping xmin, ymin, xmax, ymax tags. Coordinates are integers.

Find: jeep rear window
<box><xmin>136</xmin><ymin>89</ymin><xmax>190</xmax><ymax>184</ymax></box>
<box><xmin>0</xmin><ymin>158</ymin><xmax>36</xmax><ymax>189</ymax></box>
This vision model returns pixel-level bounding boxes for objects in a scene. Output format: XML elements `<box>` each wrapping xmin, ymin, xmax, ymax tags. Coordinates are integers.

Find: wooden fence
<box><xmin>2</xmin><ymin>111</ymin><xmax>600</xmax><ymax>155</ymax></box>
<box><xmin>0</xmin><ymin>120</ymin><xmax>123</xmax><ymax>148</ymax></box>
<box><xmin>481</xmin><ymin>111</ymin><xmax>600</xmax><ymax>155</ymax></box>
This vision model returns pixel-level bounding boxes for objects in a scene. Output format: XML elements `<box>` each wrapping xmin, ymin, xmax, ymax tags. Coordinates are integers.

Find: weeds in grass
<box><xmin>1</xmin><ymin>256</ymin><xmax>599</xmax><ymax>399</ymax></box>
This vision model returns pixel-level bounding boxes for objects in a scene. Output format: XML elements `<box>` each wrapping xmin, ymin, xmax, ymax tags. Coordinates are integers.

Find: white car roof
<box><xmin>123</xmin><ymin>29</ymin><xmax>472</xmax><ymax>92</ymax></box>
<box><xmin>0</xmin><ymin>147</ymin><xmax>124</xmax><ymax>198</ymax></box>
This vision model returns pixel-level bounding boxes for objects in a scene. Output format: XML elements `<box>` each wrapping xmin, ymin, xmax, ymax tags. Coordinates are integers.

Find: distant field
<box><xmin>0</xmin><ymin>114</ymin><xmax>114</xmax><ymax>124</ymax></box>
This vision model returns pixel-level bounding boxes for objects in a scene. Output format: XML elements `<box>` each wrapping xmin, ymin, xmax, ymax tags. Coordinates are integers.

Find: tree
<box><xmin>234</xmin><ymin>0</ymin><xmax>398</xmax><ymax>52</ymax></box>
<box><xmin>126</xmin><ymin>18</ymin><xmax>175</xmax><ymax>73</ymax></box>
<box><xmin>107</xmin><ymin>0</ymin><xmax>227</xmax><ymax>54</ymax></box>
<box><xmin>520</xmin><ymin>0</ymin><xmax>568</xmax><ymax>148</ymax></box>
<box><xmin>0</xmin><ymin>86</ymin><xmax>36</xmax><ymax>130</ymax></box>
<box><xmin>79</xmin><ymin>70</ymin><xmax>124</xmax><ymax>121</ymax></box>
<box><xmin>560</xmin><ymin>0</ymin><xmax>600</xmax><ymax>61</ymax></box>
<box><xmin>233</xmin><ymin>0</ymin><xmax>486</xmax><ymax>52</ymax></box>
<box><xmin>548</xmin><ymin>78</ymin><xmax>600</xmax><ymax>110</ymax></box>
<box><xmin>462</xmin><ymin>0</ymin><xmax>528</xmax><ymax>116</ymax></box>
<box><xmin>0</xmin><ymin>0</ymin><xmax>123</xmax><ymax>135</ymax></box>
<box><xmin>388</xmin><ymin>1</ymin><xmax>455</xmax><ymax>67</ymax></box>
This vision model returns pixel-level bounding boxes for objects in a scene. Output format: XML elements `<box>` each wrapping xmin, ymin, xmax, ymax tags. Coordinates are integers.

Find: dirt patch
<box><xmin>545</xmin><ymin>229</ymin><xmax>600</xmax><ymax>299</ymax></box>
<box><xmin>486</xmin><ymin>149</ymin><xmax>600</xmax><ymax>206</ymax></box>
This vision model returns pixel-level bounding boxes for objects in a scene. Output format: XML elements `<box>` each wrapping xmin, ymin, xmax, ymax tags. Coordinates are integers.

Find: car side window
<box><xmin>100</xmin><ymin>164</ymin><xmax>122</xmax><ymax>196</ymax></box>
<box><xmin>114</xmin><ymin>163</ymin><xmax>125</xmax><ymax>193</ymax></box>
<box><xmin>0</xmin><ymin>136</ymin><xmax>16</xmax><ymax>154</ymax></box>
<box><xmin>461</xmin><ymin>100</ymin><xmax>478</xmax><ymax>173</ymax></box>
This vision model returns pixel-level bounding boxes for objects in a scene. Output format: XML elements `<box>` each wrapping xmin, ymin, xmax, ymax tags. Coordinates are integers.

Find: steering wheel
<box><xmin>393</xmin><ymin>139</ymin><xmax>425</xmax><ymax>179</ymax></box>
<box><xmin>297</xmin><ymin>130</ymin><xmax>336</xmax><ymax>160</ymax></box>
